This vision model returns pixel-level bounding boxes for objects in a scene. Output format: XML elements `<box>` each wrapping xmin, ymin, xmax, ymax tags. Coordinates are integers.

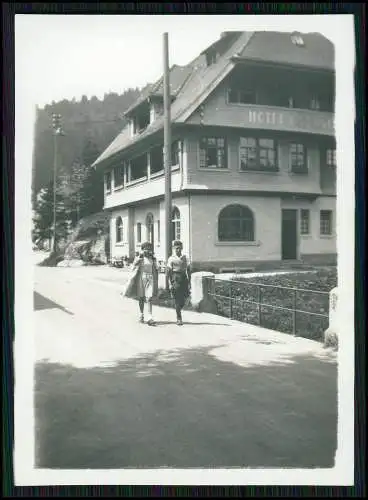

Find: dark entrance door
<box><xmin>281</xmin><ymin>209</ymin><xmax>298</xmax><ymax>260</ymax></box>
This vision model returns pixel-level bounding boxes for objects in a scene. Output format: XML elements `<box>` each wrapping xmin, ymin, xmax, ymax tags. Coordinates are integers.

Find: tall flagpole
<box><xmin>163</xmin><ymin>33</ymin><xmax>172</xmax><ymax>273</ymax></box>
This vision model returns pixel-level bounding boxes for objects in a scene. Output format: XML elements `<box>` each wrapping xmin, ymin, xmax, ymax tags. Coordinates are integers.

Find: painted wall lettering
<box><xmin>247</xmin><ymin>108</ymin><xmax>334</xmax><ymax>134</ymax></box>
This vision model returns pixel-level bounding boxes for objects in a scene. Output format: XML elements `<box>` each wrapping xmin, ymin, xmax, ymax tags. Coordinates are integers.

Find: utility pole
<box><xmin>51</xmin><ymin>113</ymin><xmax>62</xmax><ymax>253</ymax></box>
<box><xmin>163</xmin><ymin>32</ymin><xmax>172</xmax><ymax>276</ymax></box>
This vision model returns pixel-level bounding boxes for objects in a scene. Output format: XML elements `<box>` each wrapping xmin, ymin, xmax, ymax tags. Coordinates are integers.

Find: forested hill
<box><xmin>32</xmin><ymin>88</ymin><xmax>143</xmax><ymax>206</ymax></box>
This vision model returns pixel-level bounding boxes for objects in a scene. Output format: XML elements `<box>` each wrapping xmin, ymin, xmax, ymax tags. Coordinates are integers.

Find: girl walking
<box><xmin>131</xmin><ymin>241</ymin><xmax>159</xmax><ymax>326</ymax></box>
<box><xmin>167</xmin><ymin>240</ymin><xmax>191</xmax><ymax>326</ymax></box>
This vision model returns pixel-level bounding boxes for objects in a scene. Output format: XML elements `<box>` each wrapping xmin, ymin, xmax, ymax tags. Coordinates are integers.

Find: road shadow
<box><xmin>34</xmin><ymin>291</ymin><xmax>74</xmax><ymax>315</ymax></box>
<box><xmin>34</xmin><ymin>346</ymin><xmax>337</xmax><ymax>470</ymax></box>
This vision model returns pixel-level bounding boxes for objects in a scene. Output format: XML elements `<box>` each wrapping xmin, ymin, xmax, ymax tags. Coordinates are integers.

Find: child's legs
<box><xmin>147</xmin><ymin>299</ymin><xmax>153</xmax><ymax>317</ymax></box>
<box><xmin>138</xmin><ymin>298</ymin><xmax>145</xmax><ymax>314</ymax></box>
<box><xmin>173</xmin><ymin>294</ymin><xmax>184</xmax><ymax>319</ymax></box>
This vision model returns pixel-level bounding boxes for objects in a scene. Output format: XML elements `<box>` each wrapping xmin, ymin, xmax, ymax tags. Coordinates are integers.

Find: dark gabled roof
<box><xmin>93</xmin><ymin>32</ymin><xmax>251</xmax><ymax>167</ymax></box>
<box><xmin>93</xmin><ymin>31</ymin><xmax>335</xmax><ymax>168</ymax></box>
<box><xmin>151</xmin><ymin>64</ymin><xmax>194</xmax><ymax>97</ymax></box>
<box><xmin>235</xmin><ymin>31</ymin><xmax>334</xmax><ymax>70</ymax></box>
<box><xmin>123</xmin><ymin>64</ymin><xmax>193</xmax><ymax>117</ymax></box>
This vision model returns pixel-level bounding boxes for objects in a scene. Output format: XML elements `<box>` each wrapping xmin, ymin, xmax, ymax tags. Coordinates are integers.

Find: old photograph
<box><xmin>14</xmin><ymin>14</ymin><xmax>355</xmax><ymax>485</ymax></box>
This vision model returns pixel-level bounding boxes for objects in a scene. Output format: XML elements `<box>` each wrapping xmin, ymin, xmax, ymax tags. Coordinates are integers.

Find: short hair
<box><xmin>141</xmin><ymin>241</ymin><xmax>153</xmax><ymax>250</ymax></box>
<box><xmin>172</xmin><ymin>240</ymin><xmax>183</xmax><ymax>248</ymax></box>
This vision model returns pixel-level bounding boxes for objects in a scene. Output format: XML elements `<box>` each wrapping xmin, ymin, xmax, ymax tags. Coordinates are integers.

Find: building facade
<box><xmin>93</xmin><ymin>31</ymin><xmax>336</xmax><ymax>271</ymax></box>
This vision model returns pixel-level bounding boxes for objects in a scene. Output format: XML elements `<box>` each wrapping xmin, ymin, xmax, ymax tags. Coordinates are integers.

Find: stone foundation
<box><xmin>190</xmin><ymin>272</ymin><xmax>218</xmax><ymax>314</ymax></box>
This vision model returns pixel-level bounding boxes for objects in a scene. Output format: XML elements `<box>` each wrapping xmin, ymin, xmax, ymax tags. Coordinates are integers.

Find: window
<box><xmin>171</xmin><ymin>140</ymin><xmax>180</xmax><ymax>166</ymax></box>
<box><xmin>129</xmin><ymin>153</ymin><xmax>147</xmax><ymax>182</ymax></box>
<box><xmin>291</xmin><ymin>34</ymin><xmax>305</xmax><ymax>46</ymax></box>
<box><xmin>290</xmin><ymin>143</ymin><xmax>308</xmax><ymax>173</ymax></box>
<box><xmin>239</xmin><ymin>137</ymin><xmax>278</xmax><ymax>172</ymax></box>
<box><xmin>137</xmin><ymin>223</ymin><xmax>142</xmax><ymax>243</ymax></box>
<box><xmin>172</xmin><ymin>207</ymin><xmax>181</xmax><ymax>241</ymax></box>
<box><xmin>228</xmin><ymin>88</ymin><xmax>257</xmax><ymax>105</ymax></box>
<box><xmin>326</xmin><ymin>148</ymin><xmax>336</xmax><ymax>167</ymax></box>
<box><xmin>150</xmin><ymin>146</ymin><xmax>163</xmax><ymax>175</ymax></box>
<box><xmin>116</xmin><ymin>217</ymin><xmax>124</xmax><ymax>243</ymax></box>
<box><xmin>133</xmin><ymin>106</ymin><xmax>150</xmax><ymax>134</ymax></box>
<box><xmin>206</xmin><ymin>51</ymin><xmax>218</xmax><ymax>66</ymax></box>
<box><xmin>199</xmin><ymin>137</ymin><xmax>227</xmax><ymax>169</ymax></box>
<box><xmin>320</xmin><ymin>210</ymin><xmax>333</xmax><ymax>236</ymax></box>
<box><xmin>310</xmin><ymin>97</ymin><xmax>321</xmax><ymax>110</ymax></box>
<box><xmin>150</xmin><ymin>141</ymin><xmax>181</xmax><ymax>175</ymax></box>
<box><xmin>218</xmin><ymin>205</ymin><xmax>254</xmax><ymax>242</ymax></box>
<box><xmin>146</xmin><ymin>213</ymin><xmax>154</xmax><ymax>244</ymax></box>
<box><xmin>300</xmin><ymin>209</ymin><xmax>310</xmax><ymax>235</ymax></box>
<box><xmin>114</xmin><ymin>165</ymin><xmax>125</xmax><ymax>187</ymax></box>
<box><xmin>105</xmin><ymin>172</ymin><xmax>111</xmax><ymax>192</ymax></box>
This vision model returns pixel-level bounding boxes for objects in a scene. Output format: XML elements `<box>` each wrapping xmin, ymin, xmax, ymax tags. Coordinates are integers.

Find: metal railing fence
<box><xmin>204</xmin><ymin>277</ymin><xmax>330</xmax><ymax>341</ymax></box>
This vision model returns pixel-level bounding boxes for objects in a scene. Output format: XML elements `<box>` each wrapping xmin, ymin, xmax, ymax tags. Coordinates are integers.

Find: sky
<box><xmin>15</xmin><ymin>14</ymin><xmax>351</xmax><ymax>109</ymax></box>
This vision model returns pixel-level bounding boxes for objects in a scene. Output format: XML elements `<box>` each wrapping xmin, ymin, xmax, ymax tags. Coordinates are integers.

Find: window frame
<box><xmin>289</xmin><ymin>143</ymin><xmax>308</xmax><ymax>174</ymax></box>
<box><xmin>326</xmin><ymin>148</ymin><xmax>337</xmax><ymax>167</ymax></box>
<box><xmin>199</xmin><ymin>137</ymin><xmax>228</xmax><ymax>170</ymax></box>
<box><xmin>239</xmin><ymin>136</ymin><xmax>279</xmax><ymax>173</ymax></box>
<box><xmin>218</xmin><ymin>204</ymin><xmax>255</xmax><ymax>243</ymax></box>
<box><xmin>104</xmin><ymin>171</ymin><xmax>112</xmax><ymax>193</ymax></box>
<box><xmin>309</xmin><ymin>97</ymin><xmax>321</xmax><ymax>111</ymax></box>
<box><xmin>227</xmin><ymin>88</ymin><xmax>258</xmax><ymax>105</ymax></box>
<box><xmin>114</xmin><ymin>165</ymin><xmax>125</xmax><ymax>189</ymax></box>
<box><xmin>291</xmin><ymin>34</ymin><xmax>305</xmax><ymax>47</ymax></box>
<box><xmin>136</xmin><ymin>222</ymin><xmax>142</xmax><ymax>244</ymax></box>
<box><xmin>116</xmin><ymin>216</ymin><xmax>124</xmax><ymax>243</ymax></box>
<box><xmin>320</xmin><ymin>210</ymin><xmax>333</xmax><ymax>236</ymax></box>
<box><xmin>300</xmin><ymin>209</ymin><xmax>310</xmax><ymax>235</ymax></box>
<box><xmin>171</xmin><ymin>206</ymin><xmax>181</xmax><ymax>242</ymax></box>
<box><xmin>157</xmin><ymin>219</ymin><xmax>160</xmax><ymax>244</ymax></box>
<box><xmin>146</xmin><ymin>213</ymin><xmax>154</xmax><ymax>245</ymax></box>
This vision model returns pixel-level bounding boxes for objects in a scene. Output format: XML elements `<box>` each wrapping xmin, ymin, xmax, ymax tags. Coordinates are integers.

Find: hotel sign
<box><xmin>246</xmin><ymin>108</ymin><xmax>335</xmax><ymax>135</ymax></box>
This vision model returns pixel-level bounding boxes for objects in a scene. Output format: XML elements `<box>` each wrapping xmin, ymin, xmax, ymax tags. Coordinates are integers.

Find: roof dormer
<box><xmin>202</xmin><ymin>31</ymin><xmax>243</xmax><ymax>67</ymax></box>
<box><xmin>291</xmin><ymin>32</ymin><xmax>305</xmax><ymax>47</ymax></box>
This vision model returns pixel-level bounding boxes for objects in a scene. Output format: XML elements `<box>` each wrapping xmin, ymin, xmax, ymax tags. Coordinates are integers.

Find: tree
<box><xmin>31</xmin><ymin>88</ymin><xmax>142</xmax><ymax>202</ymax></box>
<box><xmin>79</xmin><ymin>138</ymin><xmax>104</xmax><ymax>217</ymax></box>
<box><xmin>32</xmin><ymin>185</ymin><xmax>54</xmax><ymax>246</ymax></box>
<box><xmin>32</xmin><ymin>176</ymin><xmax>72</xmax><ymax>249</ymax></box>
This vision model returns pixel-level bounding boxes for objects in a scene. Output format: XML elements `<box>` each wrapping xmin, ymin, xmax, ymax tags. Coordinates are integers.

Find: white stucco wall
<box><xmin>281</xmin><ymin>196</ymin><xmax>336</xmax><ymax>257</ymax></box>
<box><xmin>190</xmin><ymin>194</ymin><xmax>282</xmax><ymax>263</ymax></box>
<box><xmin>110</xmin><ymin>208</ymin><xmax>130</xmax><ymax>260</ymax></box>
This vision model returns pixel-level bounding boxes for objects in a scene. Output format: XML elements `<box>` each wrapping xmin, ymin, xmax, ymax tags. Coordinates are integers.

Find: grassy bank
<box><xmin>211</xmin><ymin>267</ymin><xmax>337</xmax><ymax>342</ymax></box>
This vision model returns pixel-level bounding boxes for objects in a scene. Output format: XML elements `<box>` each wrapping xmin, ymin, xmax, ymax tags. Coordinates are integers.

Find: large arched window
<box><xmin>172</xmin><ymin>206</ymin><xmax>181</xmax><ymax>241</ymax></box>
<box><xmin>146</xmin><ymin>213</ymin><xmax>154</xmax><ymax>245</ymax></box>
<box><xmin>218</xmin><ymin>205</ymin><xmax>254</xmax><ymax>242</ymax></box>
<box><xmin>116</xmin><ymin>216</ymin><xmax>124</xmax><ymax>243</ymax></box>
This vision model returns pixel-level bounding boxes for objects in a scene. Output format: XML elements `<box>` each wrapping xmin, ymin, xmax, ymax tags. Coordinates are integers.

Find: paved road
<box><xmin>34</xmin><ymin>261</ymin><xmax>338</xmax><ymax>469</ymax></box>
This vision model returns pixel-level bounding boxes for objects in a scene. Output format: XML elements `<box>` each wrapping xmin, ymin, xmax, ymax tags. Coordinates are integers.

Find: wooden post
<box><xmin>258</xmin><ymin>285</ymin><xmax>262</xmax><ymax>326</ymax></box>
<box><xmin>163</xmin><ymin>32</ymin><xmax>172</xmax><ymax>290</ymax></box>
<box><xmin>229</xmin><ymin>283</ymin><xmax>233</xmax><ymax>319</ymax></box>
<box><xmin>52</xmin><ymin>131</ymin><xmax>58</xmax><ymax>253</ymax></box>
<box><xmin>292</xmin><ymin>289</ymin><xmax>297</xmax><ymax>335</ymax></box>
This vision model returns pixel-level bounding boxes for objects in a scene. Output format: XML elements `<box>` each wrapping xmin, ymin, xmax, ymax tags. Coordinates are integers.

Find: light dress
<box><xmin>136</xmin><ymin>256</ymin><xmax>155</xmax><ymax>299</ymax></box>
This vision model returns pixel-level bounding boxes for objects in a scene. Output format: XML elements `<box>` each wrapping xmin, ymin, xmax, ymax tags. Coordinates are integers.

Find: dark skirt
<box><xmin>171</xmin><ymin>272</ymin><xmax>189</xmax><ymax>308</ymax></box>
